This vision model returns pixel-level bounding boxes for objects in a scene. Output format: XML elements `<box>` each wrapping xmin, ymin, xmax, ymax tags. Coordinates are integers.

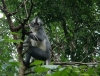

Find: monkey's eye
<box><xmin>34</xmin><ymin>23</ymin><xmax>40</xmax><ymax>26</ymax></box>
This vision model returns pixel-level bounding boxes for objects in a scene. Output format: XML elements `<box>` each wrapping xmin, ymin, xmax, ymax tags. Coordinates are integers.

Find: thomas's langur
<box><xmin>23</xmin><ymin>17</ymin><xmax>51</xmax><ymax>67</ymax></box>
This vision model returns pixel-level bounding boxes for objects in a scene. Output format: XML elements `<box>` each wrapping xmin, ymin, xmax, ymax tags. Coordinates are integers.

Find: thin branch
<box><xmin>24</xmin><ymin>0</ymin><xmax>28</xmax><ymax>17</ymax></box>
<box><xmin>20</xmin><ymin>0</ymin><xmax>34</xmax><ymax>45</ymax></box>
<box><xmin>1</xmin><ymin>0</ymin><xmax>6</xmax><ymax>9</ymax></box>
<box><xmin>9</xmin><ymin>0</ymin><xmax>28</xmax><ymax>16</ymax></box>
<box><xmin>15</xmin><ymin>24</ymin><xmax>30</xmax><ymax>32</ymax></box>
<box><xmin>0</xmin><ymin>5</ymin><xmax>4</xmax><ymax>11</ymax></box>
<box><xmin>81</xmin><ymin>51</ymin><xmax>96</xmax><ymax>62</ymax></box>
<box><xmin>1</xmin><ymin>1</ymin><xmax>14</xmax><ymax>31</ymax></box>
<box><xmin>61</xmin><ymin>17</ymin><xmax>68</xmax><ymax>39</ymax></box>
<box><xmin>53</xmin><ymin>62</ymin><xmax>98</xmax><ymax>65</ymax></box>
<box><xmin>23</xmin><ymin>0</ymin><xmax>34</xmax><ymax>24</ymax></box>
<box><xmin>0</xmin><ymin>0</ymin><xmax>30</xmax><ymax>31</ymax></box>
<box><xmin>0</xmin><ymin>0</ymin><xmax>9</xmax><ymax>16</ymax></box>
<box><xmin>0</xmin><ymin>0</ymin><xmax>21</xmax><ymax>35</ymax></box>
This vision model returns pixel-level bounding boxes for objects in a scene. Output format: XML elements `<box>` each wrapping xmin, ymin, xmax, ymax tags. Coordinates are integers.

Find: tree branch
<box><xmin>23</xmin><ymin>0</ymin><xmax>34</xmax><ymax>24</ymax></box>
<box><xmin>20</xmin><ymin>0</ymin><xmax>34</xmax><ymax>45</ymax></box>
<box><xmin>1</xmin><ymin>0</ymin><xmax>15</xmax><ymax>31</ymax></box>
<box><xmin>1</xmin><ymin>0</ymin><xmax>6</xmax><ymax>9</ymax></box>
<box><xmin>9</xmin><ymin>0</ymin><xmax>28</xmax><ymax>16</ymax></box>
<box><xmin>61</xmin><ymin>17</ymin><xmax>69</xmax><ymax>39</ymax></box>
<box><xmin>53</xmin><ymin>62</ymin><xmax>98</xmax><ymax>65</ymax></box>
<box><xmin>0</xmin><ymin>0</ymin><xmax>9</xmax><ymax>16</ymax></box>
<box><xmin>0</xmin><ymin>5</ymin><xmax>5</xmax><ymax>12</ymax></box>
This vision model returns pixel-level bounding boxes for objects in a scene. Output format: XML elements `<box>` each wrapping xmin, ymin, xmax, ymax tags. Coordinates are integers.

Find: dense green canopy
<box><xmin>0</xmin><ymin>0</ymin><xmax>100</xmax><ymax>76</ymax></box>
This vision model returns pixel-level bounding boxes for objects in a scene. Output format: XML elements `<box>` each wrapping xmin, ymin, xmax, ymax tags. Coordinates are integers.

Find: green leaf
<box><xmin>87</xmin><ymin>68</ymin><xmax>94</xmax><ymax>75</ymax></box>
<box><xmin>79</xmin><ymin>65</ymin><xmax>88</xmax><ymax>69</ymax></box>
<box><xmin>11</xmin><ymin>32</ymin><xmax>18</xmax><ymax>35</ymax></box>
<box><xmin>81</xmin><ymin>73</ymin><xmax>89</xmax><ymax>76</ymax></box>
<box><xmin>60</xmin><ymin>69</ymin><xmax>69</xmax><ymax>76</ymax></box>
<box><xmin>73</xmin><ymin>67</ymin><xmax>80</xmax><ymax>74</ymax></box>
<box><xmin>4</xmin><ymin>39</ymin><xmax>23</xmax><ymax>43</ymax></box>
<box><xmin>30</xmin><ymin>60</ymin><xmax>44</xmax><ymax>66</ymax></box>
<box><xmin>9</xmin><ymin>62</ymin><xmax>19</xmax><ymax>66</ymax></box>
<box><xmin>34</xmin><ymin>66</ymin><xmax>48</xmax><ymax>73</ymax></box>
<box><xmin>1</xmin><ymin>63</ymin><xmax>10</xmax><ymax>70</ymax></box>
<box><xmin>52</xmin><ymin>71</ymin><xmax>62</xmax><ymax>76</ymax></box>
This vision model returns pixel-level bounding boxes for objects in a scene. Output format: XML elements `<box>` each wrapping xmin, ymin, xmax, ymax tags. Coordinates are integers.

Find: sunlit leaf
<box><xmin>30</xmin><ymin>60</ymin><xmax>44</xmax><ymax>66</ymax></box>
<box><xmin>34</xmin><ymin>66</ymin><xmax>48</xmax><ymax>73</ymax></box>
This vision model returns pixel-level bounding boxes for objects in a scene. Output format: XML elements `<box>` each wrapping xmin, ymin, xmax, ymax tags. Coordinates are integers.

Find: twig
<box><xmin>24</xmin><ymin>0</ymin><xmax>28</xmax><ymax>17</ymax></box>
<box><xmin>9</xmin><ymin>0</ymin><xmax>28</xmax><ymax>16</ymax></box>
<box><xmin>23</xmin><ymin>0</ymin><xmax>34</xmax><ymax>24</ymax></box>
<box><xmin>53</xmin><ymin>62</ymin><xmax>98</xmax><ymax>65</ymax></box>
<box><xmin>1</xmin><ymin>0</ymin><xmax>6</xmax><ymax>9</ymax></box>
<box><xmin>1</xmin><ymin>0</ymin><xmax>9</xmax><ymax>15</ymax></box>
<box><xmin>81</xmin><ymin>51</ymin><xmax>96</xmax><ymax>62</ymax></box>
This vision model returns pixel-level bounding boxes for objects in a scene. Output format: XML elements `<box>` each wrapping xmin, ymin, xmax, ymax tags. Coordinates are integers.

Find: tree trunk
<box><xmin>17</xmin><ymin>45</ymin><xmax>26</xmax><ymax>76</ymax></box>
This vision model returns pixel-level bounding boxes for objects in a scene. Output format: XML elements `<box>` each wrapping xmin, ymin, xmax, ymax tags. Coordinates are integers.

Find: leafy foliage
<box><xmin>0</xmin><ymin>0</ymin><xmax>100</xmax><ymax>76</ymax></box>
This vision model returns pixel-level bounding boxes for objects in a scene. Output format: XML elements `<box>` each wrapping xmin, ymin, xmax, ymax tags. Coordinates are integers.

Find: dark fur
<box><xmin>23</xmin><ymin>17</ymin><xmax>51</xmax><ymax>66</ymax></box>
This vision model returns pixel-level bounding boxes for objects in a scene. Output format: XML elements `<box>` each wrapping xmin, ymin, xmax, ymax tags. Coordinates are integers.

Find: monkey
<box><xmin>23</xmin><ymin>17</ymin><xmax>51</xmax><ymax>67</ymax></box>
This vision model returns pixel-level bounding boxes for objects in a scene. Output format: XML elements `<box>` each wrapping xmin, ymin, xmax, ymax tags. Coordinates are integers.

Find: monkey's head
<box><xmin>30</xmin><ymin>17</ymin><xmax>44</xmax><ymax>31</ymax></box>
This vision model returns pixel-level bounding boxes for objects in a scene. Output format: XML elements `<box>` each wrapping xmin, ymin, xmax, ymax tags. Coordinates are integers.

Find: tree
<box><xmin>0</xmin><ymin>0</ymin><xmax>100</xmax><ymax>76</ymax></box>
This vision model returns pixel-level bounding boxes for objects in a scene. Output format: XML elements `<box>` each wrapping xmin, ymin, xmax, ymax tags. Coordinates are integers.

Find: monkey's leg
<box><xmin>28</xmin><ymin>46</ymin><xmax>48</xmax><ymax>61</ymax></box>
<box><xmin>24</xmin><ymin>52</ymin><xmax>31</xmax><ymax>67</ymax></box>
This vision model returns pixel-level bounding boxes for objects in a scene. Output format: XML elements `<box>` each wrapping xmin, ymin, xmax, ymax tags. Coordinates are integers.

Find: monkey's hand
<box><xmin>25</xmin><ymin>30</ymin><xmax>32</xmax><ymax>35</ymax></box>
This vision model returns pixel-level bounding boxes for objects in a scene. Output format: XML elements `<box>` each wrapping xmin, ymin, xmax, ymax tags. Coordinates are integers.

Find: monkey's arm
<box><xmin>23</xmin><ymin>37</ymin><xmax>31</xmax><ymax>47</ymax></box>
<box><xmin>27</xmin><ymin>33</ymin><xmax>44</xmax><ymax>41</ymax></box>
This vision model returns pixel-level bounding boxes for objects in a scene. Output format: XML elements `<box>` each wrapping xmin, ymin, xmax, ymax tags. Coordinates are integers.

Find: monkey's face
<box><xmin>30</xmin><ymin>17</ymin><xmax>43</xmax><ymax>30</ymax></box>
<box><xmin>33</xmin><ymin>23</ymin><xmax>40</xmax><ymax>30</ymax></box>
